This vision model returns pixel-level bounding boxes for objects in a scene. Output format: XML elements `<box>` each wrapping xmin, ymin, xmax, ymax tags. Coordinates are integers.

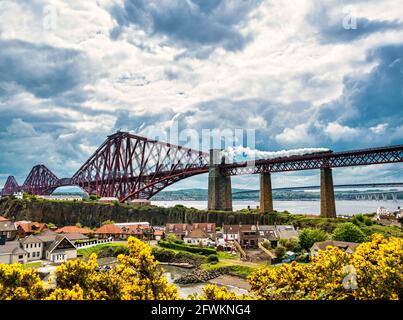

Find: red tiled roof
<box><xmin>95</xmin><ymin>224</ymin><xmax>123</xmax><ymax>234</ymax></box>
<box><xmin>0</xmin><ymin>216</ymin><xmax>9</xmax><ymax>222</ymax></box>
<box><xmin>56</xmin><ymin>226</ymin><xmax>93</xmax><ymax>234</ymax></box>
<box><xmin>154</xmin><ymin>230</ymin><xmax>164</xmax><ymax>236</ymax></box>
<box><xmin>16</xmin><ymin>222</ymin><xmax>46</xmax><ymax>233</ymax></box>
<box><xmin>125</xmin><ymin>225</ymin><xmax>151</xmax><ymax>235</ymax></box>
<box><xmin>192</xmin><ymin>223</ymin><xmax>216</xmax><ymax>232</ymax></box>
<box><xmin>166</xmin><ymin>224</ymin><xmax>190</xmax><ymax>233</ymax></box>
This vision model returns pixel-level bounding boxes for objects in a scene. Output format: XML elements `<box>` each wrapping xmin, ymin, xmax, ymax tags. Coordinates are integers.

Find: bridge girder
<box><xmin>1</xmin><ymin>135</ymin><xmax>402</xmax><ymax>204</ymax></box>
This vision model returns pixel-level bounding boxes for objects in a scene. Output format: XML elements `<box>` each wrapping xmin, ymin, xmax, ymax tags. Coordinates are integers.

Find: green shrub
<box><xmin>157</xmin><ymin>240</ymin><xmax>216</xmax><ymax>256</ymax></box>
<box><xmin>298</xmin><ymin>228</ymin><xmax>328</xmax><ymax>250</ymax></box>
<box><xmin>332</xmin><ymin>222</ymin><xmax>367</xmax><ymax>243</ymax></box>
<box><xmin>261</xmin><ymin>240</ymin><xmax>271</xmax><ymax>250</ymax></box>
<box><xmin>172</xmin><ymin>238</ymin><xmax>184</xmax><ymax>244</ymax></box>
<box><xmin>113</xmin><ymin>246</ymin><xmax>129</xmax><ymax>256</ymax></box>
<box><xmin>274</xmin><ymin>246</ymin><xmax>286</xmax><ymax>260</ymax></box>
<box><xmin>352</xmin><ymin>214</ymin><xmax>373</xmax><ymax>227</ymax></box>
<box><xmin>152</xmin><ymin>248</ymin><xmax>176</xmax><ymax>262</ymax></box>
<box><xmin>279</xmin><ymin>238</ymin><xmax>301</xmax><ymax>252</ymax></box>
<box><xmin>207</xmin><ymin>254</ymin><xmax>219</xmax><ymax>263</ymax></box>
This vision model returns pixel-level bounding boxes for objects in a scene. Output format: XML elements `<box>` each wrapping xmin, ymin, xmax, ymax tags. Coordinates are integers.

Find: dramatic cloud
<box><xmin>0</xmin><ymin>40</ymin><xmax>92</xmax><ymax>98</ymax></box>
<box><xmin>307</xmin><ymin>2</ymin><xmax>403</xmax><ymax>43</ymax></box>
<box><xmin>110</xmin><ymin>0</ymin><xmax>261</xmax><ymax>56</ymax></box>
<box><xmin>0</xmin><ymin>0</ymin><xmax>402</xmax><ymax>190</ymax></box>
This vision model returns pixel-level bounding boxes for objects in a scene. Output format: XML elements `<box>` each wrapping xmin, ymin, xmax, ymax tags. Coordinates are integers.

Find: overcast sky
<box><xmin>0</xmin><ymin>0</ymin><xmax>402</xmax><ymax>191</ymax></box>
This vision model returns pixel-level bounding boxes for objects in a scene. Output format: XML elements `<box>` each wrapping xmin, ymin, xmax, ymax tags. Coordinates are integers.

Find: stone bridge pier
<box><xmin>260</xmin><ymin>172</ymin><xmax>273</xmax><ymax>213</ymax></box>
<box><xmin>207</xmin><ymin>149</ymin><xmax>232</xmax><ymax>211</ymax></box>
<box><xmin>320</xmin><ymin>167</ymin><xmax>336</xmax><ymax>218</ymax></box>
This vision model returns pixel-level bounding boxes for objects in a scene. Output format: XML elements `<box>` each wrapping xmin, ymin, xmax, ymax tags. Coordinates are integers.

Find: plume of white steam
<box><xmin>221</xmin><ymin>146</ymin><xmax>330</xmax><ymax>161</ymax></box>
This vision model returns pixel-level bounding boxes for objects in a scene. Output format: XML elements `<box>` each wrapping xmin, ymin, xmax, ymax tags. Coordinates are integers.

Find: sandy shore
<box><xmin>208</xmin><ymin>274</ymin><xmax>250</xmax><ymax>291</ymax></box>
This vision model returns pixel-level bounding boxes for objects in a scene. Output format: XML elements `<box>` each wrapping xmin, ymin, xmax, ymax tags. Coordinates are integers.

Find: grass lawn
<box><xmin>200</xmin><ymin>258</ymin><xmax>267</xmax><ymax>278</ymax></box>
<box><xmin>21</xmin><ymin>261</ymin><xmax>42</xmax><ymax>269</ymax></box>
<box><xmin>77</xmin><ymin>242</ymin><xmax>128</xmax><ymax>257</ymax></box>
<box><xmin>217</xmin><ymin>251</ymin><xmax>239</xmax><ymax>260</ymax></box>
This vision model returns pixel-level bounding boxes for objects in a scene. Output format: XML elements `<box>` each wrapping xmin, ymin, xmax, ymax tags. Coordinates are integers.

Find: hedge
<box><xmin>152</xmin><ymin>247</ymin><xmax>207</xmax><ymax>266</ymax></box>
<box><xmin>157</xmin><ymin>240</ymin><xmax>216</xmax><ymax>256</ymax></box>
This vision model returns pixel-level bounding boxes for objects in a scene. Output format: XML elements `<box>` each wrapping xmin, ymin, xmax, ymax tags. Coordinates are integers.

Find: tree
<box><xmin>279</xmin><ymin>238</ymin><xmax>301</xmax><ymax>252</ymax></box>
<box><xmin>332</xmin><ymin>223</ymin><xmax>366</xmax><ymax>243</ymax></box>
<box><xmin>274</xmin><ymin>246</ymin><xmax>286</xmax><ymax>260</ymax></box>
<box><xmin>167</xmin><ymin>233</ymin><xmax>178</xmax><ymax>242</ymax></box>
<box><xmin>261</xmin><ymin>240</ymin><xmax>271</xmax><ymax>250</ymax></box>
<box><xmin>75</xmin><ymin>222</ymin><xmax>82</xmax><ymax>228</ymax></box>
<box><xmin>298</xmin><ymin>228</ymin><xmax>328</xmax><ymax>251</ymax></box>
<box><xmin>101</xmin><ymin>220</ymin><xmax>115</xmax><ymax>226</ymax></box>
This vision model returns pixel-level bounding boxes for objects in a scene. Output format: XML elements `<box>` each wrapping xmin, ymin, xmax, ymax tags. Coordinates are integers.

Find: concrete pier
<box><xmin>320</xmin><ymin>167</ymin><xmax>336</xmax><ymax>218</ymax></box>
<box><xmin>260</xmin><ymin>172</ymin><xmax>273</xmax><ymax>213</ymax></box>
<box><xmin>207</xmin><ymin>149</ymin><xmax>232</xmax><ymax>211</ymax></box>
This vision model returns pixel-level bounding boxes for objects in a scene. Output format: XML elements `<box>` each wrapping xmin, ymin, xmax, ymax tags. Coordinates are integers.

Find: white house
<box><xmin>38</xmin><ymin>195</ymin><xmax>83</xmax><ymax>201</ymax></box>
<box><xmin>20</xmin><ymin>230</ymin><xmax>82</xmax><ymax>263</ymax></box>
<box><xmin>45</xmin><ymin>235</ymin><xmax>77</xmax><ymax>263</ymax></box>
<box><xmin>13</xmin><ymin>192</ymin><xmax>23</xmax><ymax>199</ymax></box>
<box><xmin>21</xmin><ymin>235</ymin><xmax>44</xmax><ymax>261</ymax></box>
<box><xmin>376</xmin><ymin>206</ymin><xmax>390</xmax><ymax>219</ymax></box>
<box><xmin>222</xmin><ymin>225</ymin><xmax>240</xmax><ymax>241</ymax></box>
<box><xmin>183</xmin><ymin>229</ymin><xmax>213</xmax><ymax>246</ymax></box>
<box><xmin>0</xmin><ymin>241</ymin><xmax>28</xmax><ymax>264</ymax></box>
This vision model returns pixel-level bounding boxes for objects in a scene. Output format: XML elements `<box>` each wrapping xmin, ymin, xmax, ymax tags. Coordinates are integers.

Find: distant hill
<box><xmin>152</xmin><ymin>188</ymin><xmax>403</xmax><ymax>201</ymax></box>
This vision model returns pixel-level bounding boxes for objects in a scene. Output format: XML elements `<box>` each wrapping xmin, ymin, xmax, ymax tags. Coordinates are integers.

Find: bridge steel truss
<box><xmin>1</xmin><ymin>176</ymin><xmax>21</xmax><ymax>196</ymax></box>
<box><xmin>21</xmin><ymin>165</ymin><xmax>60</xmax><ymax>195</ymax></box>
<box><xmin>220</xmin><ymin>145</ymin><xmax>403</xmax><ymax>176</ymax></box>
<box><xmin>70</xmin><ymin>132</ymin><xmax>209</xmax><ymax>201</ymax></box>
<box><xmin>1</xmin><ymin>133</ymin><xmax>402</xmax><ymax>203</ymax></box>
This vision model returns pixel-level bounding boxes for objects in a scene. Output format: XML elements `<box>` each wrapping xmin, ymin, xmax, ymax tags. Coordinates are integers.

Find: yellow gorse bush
<box><xmin>0</xmin><ymin>237</ymin><xmax>178</xmax><ymax>300</ymax></box>
<box><xmin>246</xmin><ymin>234</ymin><xmax>402</xmax><ymax>300</ymax></box>
<box><xmin>0</xmin><ymin>234</ymin><xmax>401</xmax><ymax>300</ymax></box>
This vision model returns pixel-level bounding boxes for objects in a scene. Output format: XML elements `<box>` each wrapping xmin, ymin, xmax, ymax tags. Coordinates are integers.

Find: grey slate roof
<box><xmin>47</xmin><ymin>235</ymin><xmax>76</xmax><ymax>254</ymax></box>
<box><xmin>0</xmin><ymin>241</ymin><xmax>27</xmax><ymax>255</ymax></box>
<box><xmin>20</xmin><ymin>235</ymin><xmax>42</xmax><ymax>244</ymax></box>
<box><xmin>313</xmin><ymin>240</ymin><xmax>360</xmax><ymax>252</ymax></box>
<box><xmin>65</xmin><ymin>233</ymin><xmax>89</xmax><ymax>241</ymax></box>
<box><xmin>275</xmin><ymin>225</ymin><xmax>298</xmax><ymax>239</ymax></box>
<box><xmin>0</xmin><ymin>221</ymin><xmax>17</xmax><ymax>232</ymax></box>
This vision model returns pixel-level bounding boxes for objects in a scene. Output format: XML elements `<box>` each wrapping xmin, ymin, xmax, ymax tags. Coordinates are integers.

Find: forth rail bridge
<box><xmin>1</xmin><ymin>132</ymin><xmax>403</xmax><ymax>218</ymax></box>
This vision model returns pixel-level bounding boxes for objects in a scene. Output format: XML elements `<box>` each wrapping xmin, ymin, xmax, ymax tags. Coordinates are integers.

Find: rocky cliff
<box><xmin>0</xmin><ymin>197</ymin><xmax>283</xmax><ymax>227</ymax></box>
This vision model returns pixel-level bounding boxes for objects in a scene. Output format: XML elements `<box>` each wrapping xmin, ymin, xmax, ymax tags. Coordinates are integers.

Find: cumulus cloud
<box><xmin>275</xmin><ymin>124</ymin><xmax>315</xmax><ymax>146</ymax></box>
<box><xmin>323</xmin><ymin>122</ymin><xmax>359</xmax><ymax>142</ymax></box>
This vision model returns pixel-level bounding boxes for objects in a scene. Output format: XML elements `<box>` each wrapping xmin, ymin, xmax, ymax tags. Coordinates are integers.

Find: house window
<box><xmin>18</xmin><ymin>255</ymin><xmax>23</xmax><ymax>259</ymax></box>
<box><xmin>28</xmin><ymin>253</ymin><xmax>30</xmax><ymax>258</ymax></box>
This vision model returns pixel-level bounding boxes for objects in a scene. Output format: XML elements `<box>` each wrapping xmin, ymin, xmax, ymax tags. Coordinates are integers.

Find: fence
<box><xmin>74</xmin><ymin>237</ymin><xmax>113</xmax><ymax>249</ymax></box>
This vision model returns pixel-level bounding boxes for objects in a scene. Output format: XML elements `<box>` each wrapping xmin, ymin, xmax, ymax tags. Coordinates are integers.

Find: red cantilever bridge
<box><xmin>1</xmin><ymin>131</ymin><xmax>402</xmax><ymax>217</ymax></box>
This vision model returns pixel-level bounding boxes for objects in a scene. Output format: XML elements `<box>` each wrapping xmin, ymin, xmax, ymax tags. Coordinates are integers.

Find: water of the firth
<box><xmin>152</xmin><ymin>200</ymin><xmax>402</xmax><ymax>215</ymax></box>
